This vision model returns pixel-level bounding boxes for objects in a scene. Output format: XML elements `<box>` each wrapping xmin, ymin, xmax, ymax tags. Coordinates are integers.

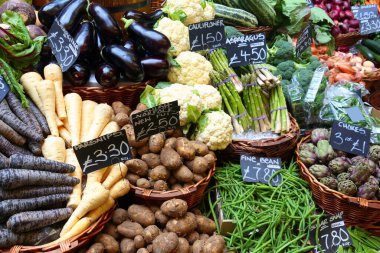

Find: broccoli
<box><xmin>307</xmin><ymin>57</ymin><xmax>323</xmax><ymax>71</ymax></box>
<box><xmin>268</xmin><ymin>40</ymin><xmax>294</xmax><ymax>66</ymax></box>
<box><xmin>294</xmin><ymin>68</ymin><xmax>314</xmax><ymax>90</ymax></box>
<box><xmin>297</xmin><ymin>48</ymin><xmax>312</xmax><ymax>64</ymax></box>
<box><xmin>275</xmin><ymin>60</ymin><xmax>308</xmax><ymax>80</ymax></box>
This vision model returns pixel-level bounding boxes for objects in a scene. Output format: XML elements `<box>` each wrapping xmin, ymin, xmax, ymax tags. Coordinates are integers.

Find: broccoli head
<box><xmin>297</xmin><ymin>48</ymin><xmax>312</xmax><ymax>64</ymax></box>
<box><xmin>268</xmin><ymin>40</ymin><xmax>295</xmax><ymax>66</ymax></box>
<box><xmin>275</xmin><ymin>60</ymin><xmax>308</xmax><ymax>80</ymax></box>
<box><xmin>307</xmin><ymin>58</ymin><xmax>323</xmax><ymax>71</ymax></box>
<box><xmin>294</xmin><ymin>68</ymin><xmax>314</xmax><ymax>90</ymax></box>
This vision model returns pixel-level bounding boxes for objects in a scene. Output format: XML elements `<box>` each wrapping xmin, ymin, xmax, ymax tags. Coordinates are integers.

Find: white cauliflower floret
<box><xmin>157</xmin><ymin>83</ymin><xmax>203</xmax><ymax>126</ymax></box>
<box><xmin>154</xmin><ymin>17</ymin><xmax>190</xmax><ymax>56</ymax></box>
<box><xmin>192</xmin><ymin>84</ymin><xmax>222</xmax><ymax>111</ymax></box>
<box><xmin>164</xmin><ymin>0</ymin><xmax>204</xmax><ymax>25</ymax></box>
<box><xmin>203</xmin><ymin>2</ymin><xmax>216</xmax><ymax>21</ymax></box>
<box><xmin>168</xmin><ymin>51</ymin><xmax>213</xmax><ymax>85</ymax></box>
<box><xmin>195</xmin><ymin>111</ymin><xmax>233</xmax><ymax>150</ymax></box>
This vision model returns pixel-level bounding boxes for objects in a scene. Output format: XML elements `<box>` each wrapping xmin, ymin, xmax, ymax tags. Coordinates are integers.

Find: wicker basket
<box><xmin>220</xmin><ymin>115</ymin><xmax>300</xmax><ymax>161</ymax></box>
<box><xmin>3</xmin><ymin>206</ymin><xmax>115</xmax><ymax>253</ymax></box>
<box><xmin>129</xmin><ymin>165</ymin><xmax>215</xmax><ymax>208</ymax></box>
<box><xmin>335</xmin><ymin>32</ymin><xmax>364</xmax><ymax>47</ymax></box>
<box><xmin>296</xmin><ymin>136</ymin><xmax>380</xmax><ymax>226</ymax></box>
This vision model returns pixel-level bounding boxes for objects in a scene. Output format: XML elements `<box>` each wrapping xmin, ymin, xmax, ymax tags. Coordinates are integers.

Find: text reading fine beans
<box><xmin>240</xmin><ymin>155</ymin><xmax>282</xmax><ymax>186</ymax></box>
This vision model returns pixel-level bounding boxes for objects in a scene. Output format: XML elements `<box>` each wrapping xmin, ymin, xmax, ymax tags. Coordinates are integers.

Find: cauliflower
<box><xmin>156</xmin><ymin>83</ymin><xmax>203</xmax><ymax>126</ymax></box>
<box><xmin>203</xmin><ymin>2</ymin><xmax>216</xmax><ymax>21</ymax></box>
<box><xmin>192</xmin><ymin>84</ymin><xmax>222</xmax><ymax>111</ymax></box>
<box><xmin>194</xmin><ymin>111</ymin><xmax>233</xmax><ymax>150</ymax></box>
<box><xmin>168</xmin><ymin>51</ymin><xmax>213</xmax><ymax>85</ymax></box>
<box><xmin>164</xmin><ymin>0</ymin><xmax>204</xmax><ymax>25</ymax></box>
<box><xmin>154</xmin><ymin>17</ymin><xmax>190</xmax><ymax>56</ymax></box>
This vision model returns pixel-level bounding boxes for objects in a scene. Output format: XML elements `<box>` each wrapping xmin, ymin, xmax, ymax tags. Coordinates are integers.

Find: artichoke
<box><xmin>300</xmin><ymin>149</ymin><xmax>318</xmax><ymax>166</ymax></box>
<box><xmin>320</xmin><ymin>176</ymin><xmax>338</xmax><ymax>190</ymax></box>
<box><xmin>367</xmin><ymin>176</ymin><xmax>379</xmax><ymax>186</ymax></box>
<box><xmin>328</xmin><ymin>157</ymin><xmax>351</xmax><ymax>175</ymax></box>
<box><xmin>337</xmin><ymin>173</ymin><xmax>350</xmax><ymax>182</ymax></box>
<box><xmin>375</xmin><ymin>166</ymin><xmax>380</xmax><ymax>179</ymax></box>
<box><xmin>369</xmin><ymin>145</ymin><xmax>380</xmax><ymax>163</ymax></box>
<box><xmin>309</xmin><ymin>164</ymin><xmax>331</xmax><ymax>179</ymax></box>
<box><xmin>357</xmin><ymin>182</ymin><xmax>379</xmax><ymax>199</ymax></box>
<box><xmin>300</xmin><ymin>143</ymin><xmax>317</xmax><ymax>153</ymax></box>
<box><xmin>311</xmin><ymin>128</ymin><xmax>330</xmax><ymax>144</ymax></box>
<box><xmin>316</xmin><ymin>140</ymin><xmax>337</xmax><ymax>164</ymax></box>
<box><xmin>351</xmin><ymin>156</ymin><xmax>365</xmax><ymax>165</ymax></box>
<box><xmin>338</xmin><ymin>180</ymin><xmax>357</xmax><ymax>196</ymax></box>
<box><xmin>335</xmin><ymin>150</ymin><xmax>347</xmax><ymax>157</ymax></box>
<box><xmin>349</xmin><ymin>159</ymin><xmax>374</xmax><ymax>186</ymax></box>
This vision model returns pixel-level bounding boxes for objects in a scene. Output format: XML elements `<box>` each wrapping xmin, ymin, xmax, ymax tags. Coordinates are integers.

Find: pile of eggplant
<box><xmin>38</xmin><ymin>0</ymin><xmax>170</xmax><ymax>87</ymax></box>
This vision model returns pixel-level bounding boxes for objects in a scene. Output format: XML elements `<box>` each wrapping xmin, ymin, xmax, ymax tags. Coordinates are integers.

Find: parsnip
<box><xmin>58</xmin><ymin>127</ymin><xmax>72</xmax><ymax>147</ymax></box>
<box><xmin>20</xmin><ymin>72</ymin><xmax>43</xmax><ymax>111</ymax></box>
<box><xmin>100</xmin><ymin>122</ymin><xmax>120</xmax><ymax>136</ymax></box>
<box><xmin>36</xmin><ymin>80</ymin><xmax>58</xmax><ymax>136</ymax></box>
<box><xmin>110</xmin><ymin>179</ymin><xmax>131</xmax><ymax>199</ymax></box>
<box><xmin>44</xmin><ymin>64</ymin><xmax>66</xmax><ymax>120</ymax></box>
<box><xmin>80</xmin><ymin>100</ymin><xmax>97</xmax><ymax>142</ymax></box>
<box><xmin>102</xmin><ymin>163</ymin><xmax>128</xmax><ymax>190</ymax></box>
<box><xmin>84</xmin><ymin>104</ymin><xmax>113</xmax><ymax>142</ymax></box>
<box><xmin>64</xmin><ymin>93</ymin><xmax>82</xmax><ymax>146</ymax></box>
<box><xmin>65</xmin><ymin>149</ymin><xmax>82</xmax><ymax>209</ymax></box>
<box><xmin>87</xmin><ymin>167</ymin><xmax>109</xmax><ymax>184</ymax></box>
<box><xmin>42</xmin><ymin>135</ymin><xmax>66</xmax><ymax>162</ymax></box>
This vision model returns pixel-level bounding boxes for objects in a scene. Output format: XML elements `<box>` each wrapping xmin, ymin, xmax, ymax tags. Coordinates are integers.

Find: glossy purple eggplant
<box><xmin>65</xmin><ymin>62</ymin><xmax>91</xmax><ymax>86</ymax></box>
<box><xmin>38</xmin><ymin>0</ymin><xmax>71</xmax><ymax>28</ymax></box>
<box><xmin>141</xmin><ymin>57</ymin><xmax>169</xmax><ymax>80</ymax></box>
<box><xmin>74</xmin><ymin>21</ymin><xmax>94</xmax><ymax>60</ymax></box>
<box><xmin>56</xmin><ymin>0</ymin><xmax>87</xmax><ymax>33</ymax></box>
<box><xmin>123</xmin><ymin>9</ymin><xmax>164</xmax><ymax>28</ymax></box>
<box><xmin>123</xmin><ymin>39</ymin><xmax>137</xmax><ymax>53</ymax></box>
<box><xmin>95</xmin><ymin>63</ymin><xmax>120</xmax><ymax>87</ymax></box>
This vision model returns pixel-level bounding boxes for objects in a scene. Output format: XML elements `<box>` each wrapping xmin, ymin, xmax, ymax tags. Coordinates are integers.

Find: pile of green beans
<box><xmin>337</xmin><ymin>227</ymin><xmax>380</xmax><ymax>253</ymax></box>
<box><xmin>206</xmin><ymin>162</ymin><xmax>322</xmax><ymax>253</ymax></box>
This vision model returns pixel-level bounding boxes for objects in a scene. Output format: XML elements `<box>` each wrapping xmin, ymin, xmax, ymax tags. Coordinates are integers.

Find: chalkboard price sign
<box><xmin>306</xmin><ymin>0</ymin><xmax>314</xmax><ymax>7</ymax></box>
<box><xmin>352</xmin><ymin>4</ymin><xmax>379</xmax><ymax>20</ymax></box>
<box><xmin>330</xmin><ymin>120</ymin><xmax>371</xmax><ymax>156</ymax></box>
<box><xmin>189</xmin><ymin>19</ymin><xmax>226</xmax><ymax>51</ymax></box>
<box><xmin>240</xmin><ymin>155</ymin><xmax>282</xmax><ymax>186</ymax></box>
<box><xmin>226</xmin><ymin>33</ymin><xmax>267</xmax><ymax>67</ymax></box>
<box><xmin>73</xmin><ymin>130</ymin><xmax>132</xmax><ymax>174</ymax></box>
<box><xmin>296</xmin><ymin>24</ymin><xmax>313</xmax><ymax>58</ymax></box>
<box><xmin>0</xmin><ymin>76</ymin><xmax>10</xmax><ymax>103</ymax></box>
<box><xmin>48</xmin><ymin>19</ymin><xmax>80</xmax><ymax>72</ymax></box>
<box><xmin>359</xmin><ymin>17</ymin><xmax>380</xmax><ymax>35</ymax></box>
<box><xmin>310</xmin><ymin>212</ymin><xmax>352</xmax><ymax>253</ymax></box>
<box><xmin>131</xmin><ymin>101</ymin><xmax>180</xmax><ymax>141</ymax></box>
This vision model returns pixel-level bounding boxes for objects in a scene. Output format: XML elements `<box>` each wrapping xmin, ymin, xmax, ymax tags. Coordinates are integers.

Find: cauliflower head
<box><xmin>154</xmin><ymin>17</ymin><xmax>190</xmax><ymax>57</ymax></box>
<box><xmin>168</xmin><ymin>51</ymin><xmax>213</xmax><ymax>85</ymax></box>
<box><xmin>194</xmin><ymin>111</ymin><xmax>233</xmax><ymax>150</ymax></box>
<box><xmin>192</xmin><ymin>84</ymin><xmax>222</xmax><ymax>111</ymax></box>
<box><xmin>157</xmin><ymin>83</ymin><xmax>203</xmax><ymax>126</ymax></box>
<box><xmin>164</xmin><ymin>0</ymin><xmax>204</xmax><ymax>25</ymax></box>
<box><xmin>203</xmin><ymin>2</ymin><xmax>215</xmax><ymax>21</ymax></box>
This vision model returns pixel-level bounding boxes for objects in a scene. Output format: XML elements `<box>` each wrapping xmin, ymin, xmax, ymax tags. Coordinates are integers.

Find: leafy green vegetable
<box><xmin>187</xmin><ymin>104</ymin><xmax>202</xmax><ymax>123</ymax></box>
<box><xmin>310</xmin><ymin>7</ymin><xmax>334</xmax><ymax>25</ymax></box>
<box><xmin>281</xmin><ymin>0</ymin><xmax>311</xmax><ymax>35</ymax></box>
<box><xmin>310</xmin><ymin>8</ymin><xmax>334</xmax><ymax>46</ymax></box>
<box><xmin>140</xmin><ymin>85</ymin><xmax>158</xmax><ymax>108</ymax></box>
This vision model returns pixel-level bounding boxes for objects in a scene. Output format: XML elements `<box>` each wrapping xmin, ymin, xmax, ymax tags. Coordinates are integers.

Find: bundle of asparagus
<box><xmin>270</xmin><ymin>85</ymin><xmax>290</xmax><ymax>134</ymax></box>
<box><xmin>253</xmin><ymin>65</ymin><xmax>280</xmax><ymax>90</ymax></box>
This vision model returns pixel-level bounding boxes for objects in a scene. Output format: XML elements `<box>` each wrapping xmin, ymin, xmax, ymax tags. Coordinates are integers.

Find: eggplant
<box><xmin>41</xmin><ymin>42</ymin><xmax>53</xmax><ymax>60</ymax></box>
<box><xmin>123</xmin><ymin>10</ymin><xmax>164</xmax><ymax>27</ymax></box>
<box><xmin>57</xmin><ymin>0</ymin><xmax>87</xmax><ymax>33</ymax></box>
<box><xmin>65</xmin><ymin>62</ymin><xmax>91</xmax><ymax>86</ymax></box>
<box><xmin>101</xmin><ymin>45</ymin><xmax>144</xmax><ymax>82</ymax></box>
<box><xmin>88</xmin><ymin>3</ymin><xmax>121</xmax><ymax>45</ymax></box>
<box><xmin>38</xmin><ymin>0</ymin><xmax>71</xmax><ymax>28</ymax></box>
<box><xmin>74</xmin><ymin>21</ymin><xmax>94</xmax><ymax>60</ymax></box>
<box><xmin>123</xmin><ymin>40</ymin><xmax>137</xmax><ymax>53</ymax></box>
<box><xmin>122</xmin><ymin>19</ymin><xmax>170</xmax><ymax>57</ymax></box>
<box><xmin>95</xmin><ymin>63</ymin><xmax>120</xmax><ymax>87</ymax></box>
<box><xmin>141</xmin><ymin>57</ymin><xmax>169</xmax><ymax>80</ymax></box>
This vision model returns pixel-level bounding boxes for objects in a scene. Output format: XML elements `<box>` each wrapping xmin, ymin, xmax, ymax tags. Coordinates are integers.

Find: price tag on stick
<box><xmin>309</xmin><ymin>212</ymin><xmax>353</xmax><ymax>253</ymax></box>
<box><xmin>296</xmin><ymin>23</ymin><xmax>313</xmax><ymax>58</ymax></box>
<box><xmin>226</xmin><ymin>33</ymin><xmax>267</xmax><ymax>67</ymax></box>
<box><xmin>352</xmin><ymin>4</ymin><xmax>379</xmax><ymax>20</ymax></box>
<box><xmin>359</xmin><ymin>17</ymin><xmax>380</xmax><ymax>35</ymax></box>
<box><xmin>47</xmin><ymin>19</ymin><xmax>80</xmax><ymax>72</ymax></box>
<box><xmin>0</xmin><ymin>76</ymin><xmax>10</xmax><ymax>103</ymax></box>
<box><xmin>330</xmin><ymin>120</ymin><xmax>371</xmax><ymax>156</ymax></box>
<box><xmin>240</xmin><ymin>155</ymin><xmax>282</xmax><ymax>186</ymax></box>
<box><xmin>73</xmin><ymin>130</ymin><xmax>132</xmax><ymax>174</ymax></box>
<box><xmin>189</xmin><ymin>19</ymin><xmax>226</xmax><ymax>51</ymax></box>
<box><xmin>131</xmin><ymin>101</ymin><xmax>180</xmax><ymax>141</ymax></box>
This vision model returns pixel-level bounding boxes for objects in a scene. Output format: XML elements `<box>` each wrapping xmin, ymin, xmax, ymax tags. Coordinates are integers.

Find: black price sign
<box><xmin>296</xmin><ymin>23</ymin><xmax>313</xmax><ymax>58</ymax></box>
<box><xmin>352</xmin><ymin>4</ymin><xmax>379</xmax><ymax>20</ymax></box>
<box><xmin>306</xmin><ymin>0</ymin><xmax>314</xmax><ymax>7</ymax></box>
<box><xmin>131</xmin><ymin>101</ymin><xmax>180</xmax><ymax>141</ymax></box>
<box><xmin>226</xmin><ymin>33</ymin><xmax>267</xmax><ymax>67</ymax></box>
<box><xmin>73</xmin><ymin>130</ymin><xmax>132</xmax><ymax>174</ymax></box>
<box><xmin>189</xmin><ymin>19</ymin><xmax>226</xmax><ymax>51</ymax></box>
<box><xmin>360</xmin><ymin>17</ymin><xmax>380</xmax><ymax>35</ymax></box>
<box><xmin>310</xmin><ymin>212</ymin><xmax>353</xmax><ymax>253</ymax></box>
<box><xmin>0</xmin><ymin>76</ymin><xmax>10</xmax><ymax>102</ymax></box>
<box><xmin>330</xmin><ymin>120</ymin><xmax>371</xmax><ymax>156</ymax></box>
<box><xmin>47</xmin><ymin>19</ymin><xmax>79</xmax><ymax>72</ymax></box>
<box><xmin>240</xmin><ymin>155</ymin><xmax>282</xmax><ymax>186</ymax></box>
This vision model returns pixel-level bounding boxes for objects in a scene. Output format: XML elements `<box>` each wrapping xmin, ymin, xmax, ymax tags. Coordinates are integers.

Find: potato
<box><xmin>171</xmin><ymin>128</ymin><xmax>184</xmax><ymax>138</ymax></box>
<box><xmin>171</xmin><ymin>184</ymin><xmax>183</xmax><ymax>190</ymax></box>
<box><xmin>160</xmin><ymin>199</ymin><xmax>188</xmax><ymax>218</ymax></box>
<box><xmin>196</xmin><ymin>215</ymin><xmax>216</xmax><ymax>235</ymax></box>
<box><xmin>131</xmin><ymin>148</ymin><xmax>138</xmax><ymax>158</ymax></box>
<box><xmin>164</xmin><ymin>138</ymin><xmax>177</xmax><ymax>149</ymax></box>
<box><xmin>152</xmin><ymin>232</ymin><xmax>179</xmax><ymax>253</ymax></box>
<box><xmin>191</xmin><ymin>141</ymin><xmax>209</xmax><ymax>156</ymax></box>
<box><xmin>155</xmin><ymin>210</ymin><xmax>169</xmax><ymax>226</ymax></box>
<box><xmin>117</xmin><ymin>221</ymin><xmax>144</xmax><ymax>238</ymax></box>
<box><xmin>143</xmin><ymin>225</ymin><xmax>160</xmax><ymax>244</ymax></box>
<box><xmin>138</xmin><ymin>145</ymin><xmax>150</xmax><ymax>156</ymax></box>
<box><xmin>112</xmin><ymin>208</ymin><xmax>129</xmax><ymax>225</ymax></box>
<box><xmin>142</xmin><ymin>153</ymin><xmax>161</xmax><ymax>169</ymax></box>
<box><xmin>123</xmin><ymin>124</ymin><xmax>149</xmax><ymax>148</ymax></box>
<box><xmin>199</xmin><ymin>234</ymin><xmax>210</xmax><ymax>240</ymax></box>
<box><xmin>154</xmin><ymin>180</ymin><xmax>168</xmax><ymax>191</ymax></box>
<box><xmin>166</xmin><ymin>212</ymin><xmax>197</xmax><ymax>236</ymax></box>
<box><xmin>137</xmin><ymin>249</ymin><xmax>149</xmax><ymax>253</ymax></box>
<box><xmin>186</xmin><ymin>231</ymin><xmax>200</xmax><ymax>244</ymax></box>
<box><xmin>160</xmin><ymin>147</ymin><xmax>182</xmax><ymax>170</ymax></box>
<box><xmin>120</xmin><ymin>238</ymin><xmax>136</xmax><ymax>253</ymax></box>
<box><xmin>203</xmin><ymin>235</ymin><xmax>226</xmax><ymax>253</ymax></box>
<box><xmin>134</xmin><ymin>235</ymin><xmax>145</xmax><ymax>249</ymax></box>
<box><xmin>176</xmin><ymin>138</ymin><xmax>196</xmax><ymax>160</ymax></box>
<box><xmin>186</xmin><ymin>157</ymin><xmax>209</xmax><ymax>174</ymax></box>
<box><xmin>126</xmin><ymin>159</ymin><xmax>149</xmax><ymax>177</ymax></box>
<box><xmin>115</xmin><ymin>113</ymin><xmax>130</xmax><ymax>127</ymax></box>
<box><xmin>103</xmin><ymin>223</ymin><xmax>120</xmax><ymax>239</ymax></box>
<box><xmin>112</xmin><ymin>102</ymin><xmax>132</xmax><ymax>115</ymax></box>
<box><xmin>149</xmin><ymin>165</ymin><xmax>170</xmax><ymax>181</ymax></box>
<box><xmin>126</xmin><ymin>173</ymin><xmax>140</xmax><ymax>185</ymax></box>
<box><xmin>150</xmin><ymin>206</ymin><xmax>160</xmax><ymax>213</ymax></box>
<box><xmin>149</xmin><ymin>133</ymin><xmax>165</xmax><ymax>153</ymax></box>
<box><xmin>191</xmin><ymin>208</ymin><xmax>202</xmax><ymax>215</ymax></box>
<box><xmin>128</xmin><ymin>204</ymin><xmax>156</xmax><ymax>227</ymax></box>
<box><xmin>173</xmin><ymin>165</ymin><xmax>194</xmax><ymax>183</ymax></box>
<box><xmin>86</xmin><ymin>243</ymin><xmax>104</xmax><ymax>253</ymax></box>
<box><xmin>147</xmin><ymin>244</ymin><xmax>153</xmax><ymax>253</ymax></box>
<box><xmin>167</xmin><ymin>176</ymin><xmax>178</xmax><ymax>185</ymax></box>
<box><xmin>137</xmin><ymin>178</ymin><xmax>151</xmax><ymax>189</ymax></box>
<box><xmin>193</xmin><ymin>174</ymin><xmax>204</xmax><ymax>183</ymax></box>
<box><xmin>204</xmin><ymin>153</ymin><xmax>216</xmax><ymax>168</ymax></box>
<box><xmin>136</xmin><ymin>103</ymin><xmax>148</xmax><ymax>111</ymax></box>
<box><xmin>192</xmin><ymin>240</ymin><xmax>205</xmax><ymax>253</ymax></box>
<box><xmin>177</xmin><ymin>238</ymin><xmax>190</xmax><ymax>253</ymax></box>
<box><xmin>94</xmin><ymin>234</ymin><xmax>119</xmax><ymax>253</ymax></box>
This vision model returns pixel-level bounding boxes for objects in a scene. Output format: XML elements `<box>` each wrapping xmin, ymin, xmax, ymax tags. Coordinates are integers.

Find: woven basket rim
<box><xmin>63</xmin><ymin>80</ymin><xmax>154</xmax><ymax>91</ymax></box>
<box><xmin>296</xmin><ymin>136</ymin><xmax>380</xmax><ymax>209</ymax></box>
<box><xmin>335</xmin><ymin>32</ymin><xmax>361</xmax><ymax>39</ymax></box>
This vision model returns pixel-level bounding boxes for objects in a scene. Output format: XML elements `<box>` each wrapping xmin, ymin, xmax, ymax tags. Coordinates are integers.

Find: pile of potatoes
<box><xmin>84</xmin><ymin>199</ymin><xmax>227</xmax><ymax>253</ymax></box>
<box><xmin>111</xmin><ymin>102</ymin><xmax>216</xmax><ymax>191</ymax></box>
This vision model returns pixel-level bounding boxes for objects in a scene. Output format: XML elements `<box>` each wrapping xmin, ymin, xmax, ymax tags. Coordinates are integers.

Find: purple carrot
<box><xmin>0</xmin><ymin>227</ymin><xmax>56</xmax><ymax>248</ymax></box>
<box><xmin>0</xmin><ymin>135</ymin><xmax>33</xmax><ymax>157</ymax></box>
<box><xmin>27</xmin><ymin>98</ymin><xmax>50</xmax><ymax>136</ymax></box>
<box><xmin>27</xmin><ymin>141</ymin><xmax>42</xmax><ymax>156</ymax></box>
<box><xmin>0</xmin><ymin>119</ymin><xmax>26</xmax><ymax>146</ymax></box>
<box><xmin>0</xmin><ymin>186</ymin><xmax>73</xmax><ymax>201</ymax></box>
<box><xmin>9</xmin><ymin>154</ymin><xmax>75</xmax><ymax>173</ymax></box>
